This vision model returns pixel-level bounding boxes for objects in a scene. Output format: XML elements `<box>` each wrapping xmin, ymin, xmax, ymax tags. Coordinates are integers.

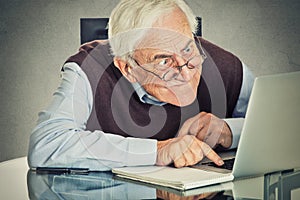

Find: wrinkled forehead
<box><xmin>134</xmin><ymin>28</ymin><xmax>194</xmax><ymax>54</ymax></box>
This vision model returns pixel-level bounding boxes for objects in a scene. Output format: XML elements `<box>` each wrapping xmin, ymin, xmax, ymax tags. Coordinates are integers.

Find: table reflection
<box><xmin>27</xmin><ymin>170</ymin><xmax>233</xmax><ymax>200</ymax></box>
<box><xmin>264</xmin><ymin>170</ymin><xmax>300</xmax><ymax>200</ymax></box>
<box><xmin>27</xmin><ymin>170</ymin><xmax>158</xmax><ymax>199</ymax></box>
<box><xmin>27</xmin><ymin>169</ymin><xmax>300</xmax><ymax>200</ymax></box>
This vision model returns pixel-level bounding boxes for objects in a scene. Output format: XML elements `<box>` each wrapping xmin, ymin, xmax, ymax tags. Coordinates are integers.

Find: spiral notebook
<box><xmin>113</xmin><ymin>71</ymin><xmax>300</xmax><ymax>190</ymax></box>
<box><xmin>113</xmin><ymin>164</ymin><xmax>233</xmax><ymax>190</ymax></box>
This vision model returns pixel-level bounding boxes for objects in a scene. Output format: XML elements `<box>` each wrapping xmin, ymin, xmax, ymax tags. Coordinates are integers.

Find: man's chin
<box><xmin>158</xmin><ymin>85</ymin><xmax>198</xmax><ymax>106</ymax></box>
<box><xmin>169</xmin><ymin>84</ymin><xmax>198</xmax><ymax>107</ymax></box>
<box><xmin>153</xmin><ymin>89</ymin><xmax>196</xmax><ymax>107</ymax></box>
<box><xmin>173</xmin><ymin>95</ymin><xmax>196</xmax><ymax>107</ymax></box>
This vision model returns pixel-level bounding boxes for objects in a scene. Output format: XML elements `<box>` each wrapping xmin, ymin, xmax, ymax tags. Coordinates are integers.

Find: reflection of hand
<box><xmin>156</xmin><ymin>135</ymin><xmax>224</xmax><ymax>168</ymax></box>
<box><xmin>156</xmin><ymin>189</ymin><xmax>218</xmax><ymax>200</ymax></box>
<box><xmin>177</xmin><ymin>112</ymin><xmax>232</xmax><ymax>148</ymax></box>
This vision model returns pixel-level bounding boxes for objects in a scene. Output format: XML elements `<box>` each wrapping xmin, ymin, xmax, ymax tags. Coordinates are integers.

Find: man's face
<box><xmin>126</xmin><ymin>8</ymin><xmax>203</xmax><ymax>106</ymax></box>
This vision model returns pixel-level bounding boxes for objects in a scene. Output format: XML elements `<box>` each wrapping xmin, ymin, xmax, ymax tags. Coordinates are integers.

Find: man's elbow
<box><xmin>27</xmin><ymin>142</ymin><xmax>48</xmax><ymax>168</ymax></box>
<box><xmin>27</xmin><ymin>133</ymin><xmax>54</xmax><ymax>168</ymax></box>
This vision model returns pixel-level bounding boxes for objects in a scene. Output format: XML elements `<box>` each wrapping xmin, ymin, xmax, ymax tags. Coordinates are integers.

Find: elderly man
<box><xmin>28</xmin><ymin>0</ymin><xmax>254</xmax><ymax>170</ymax></box>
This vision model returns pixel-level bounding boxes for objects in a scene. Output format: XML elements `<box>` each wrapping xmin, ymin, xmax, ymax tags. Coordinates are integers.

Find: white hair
<box><xmin>108</xmin><ymin>0</ymin><xmax>197</xmax><ymax>59</ymax></box>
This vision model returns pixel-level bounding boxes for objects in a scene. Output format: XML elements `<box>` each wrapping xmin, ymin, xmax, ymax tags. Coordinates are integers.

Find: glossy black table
<box><xmin>1</xmin><ymin>157</ymin><xmax>299</xmax><ymax>199</ymax></box>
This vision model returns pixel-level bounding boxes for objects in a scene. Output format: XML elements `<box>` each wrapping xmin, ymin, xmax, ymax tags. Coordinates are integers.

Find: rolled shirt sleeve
<box><xmin>224</xmin><ymin>62</ymin><xmax>255</xmax><ymax>149</ymax></box>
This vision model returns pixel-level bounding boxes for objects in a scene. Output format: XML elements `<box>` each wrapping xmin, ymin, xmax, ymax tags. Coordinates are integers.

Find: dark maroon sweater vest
<box><xmin>66</xmin><ymin>38</ymin><xmax>243</xmax><ymax>140</ymax></box>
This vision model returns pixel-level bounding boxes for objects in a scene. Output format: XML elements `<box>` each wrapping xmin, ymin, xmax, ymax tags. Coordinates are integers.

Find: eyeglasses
<box><xmin>129</xmin><ymin>36</ymin><xmax>207</xmax><ymax>82</ymax></box>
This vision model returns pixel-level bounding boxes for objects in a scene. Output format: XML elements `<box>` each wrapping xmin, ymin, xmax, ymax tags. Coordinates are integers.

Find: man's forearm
<box><xmin>28</xmin><ymin>63</ymin><xmax>157</xmax><ymax>170</ymax></box>
<box><xmin>28</xmin><ymin>122</ymin><xmax>157</xmax><ymax>170</ymax></box>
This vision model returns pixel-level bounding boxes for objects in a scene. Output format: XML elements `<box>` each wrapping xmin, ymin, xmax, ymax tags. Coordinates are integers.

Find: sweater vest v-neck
<box><xmin>65</xmin><ymin>38</ymin><xmax>243</xmax><ymax>140</ymax></box>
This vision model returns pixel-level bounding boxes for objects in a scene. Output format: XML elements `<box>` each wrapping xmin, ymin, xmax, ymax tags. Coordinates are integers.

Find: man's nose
<box><xmin>173</xmin><ymin>54</ymin><xmax>194</xmax><ymax>82</ymax></box>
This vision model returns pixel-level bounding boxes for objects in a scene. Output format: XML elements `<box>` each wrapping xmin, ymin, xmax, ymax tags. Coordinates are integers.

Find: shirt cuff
<box><xmin>126</xmin><ymin>138</ymin><xmax>157</xmax><ymax>166</ymax></box>
<box><xmin>223</xmin><ymin>118</ymin><xmax>245</xmax><ymax>149</ymax></box>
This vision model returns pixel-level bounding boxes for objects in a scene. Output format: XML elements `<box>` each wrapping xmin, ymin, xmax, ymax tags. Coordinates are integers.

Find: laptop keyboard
<box><xmin>191</xmin><ymin>158</ymin><xmax>235</xmax><ymax>174</ymax></box>
<box><xmin>205</xmin><ymin>158</ymin><xmax>235</xmax><ymax>170</ymax></box>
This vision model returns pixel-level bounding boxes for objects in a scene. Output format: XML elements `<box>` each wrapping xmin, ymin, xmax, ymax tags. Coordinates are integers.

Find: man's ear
<box><xmin>113</xmin><ymin>57</ymin><xmax>137</xmax><ymax>83</ymax></box>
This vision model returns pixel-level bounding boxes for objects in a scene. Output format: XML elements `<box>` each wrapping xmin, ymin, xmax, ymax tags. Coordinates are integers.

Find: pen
<box><xmin>35</xmin><ymin>167</ymin><xmax>89</xmax><ymax>175</ymax></box>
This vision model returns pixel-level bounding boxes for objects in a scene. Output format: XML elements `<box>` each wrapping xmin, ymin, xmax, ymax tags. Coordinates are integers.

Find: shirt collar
<box><xmin>131</xmin><ymin>82</ymin><xmax>167</xmax><ymax>106</ymax></box>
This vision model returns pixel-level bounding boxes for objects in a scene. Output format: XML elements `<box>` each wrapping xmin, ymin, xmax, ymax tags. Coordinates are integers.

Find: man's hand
<box><xmin>156</xmin><ymin>188</ymin><xmax>218</xmax><ymax>200</ymax></box>
<box><xmin>156</xmin><ymin>135</ymin><xmax>224</xmax><ymax>168</ymax></box>
<box><xmin>177</xmin><ymin>112</ymin><xmax>232</xmax><ymax>148</ymax></box>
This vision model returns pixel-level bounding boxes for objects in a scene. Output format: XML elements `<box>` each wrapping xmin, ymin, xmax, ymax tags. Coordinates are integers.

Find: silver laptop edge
<box><xmin>233</xmin><ymin>71</ymin><xmax>300</xmax><ymax>178</ymax></box>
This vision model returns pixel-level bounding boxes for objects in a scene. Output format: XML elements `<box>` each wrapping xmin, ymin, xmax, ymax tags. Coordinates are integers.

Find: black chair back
<box><xmin>80</xmin><ymin>17</ymin><xmax>202</xmax><ymax>44</ymax></box>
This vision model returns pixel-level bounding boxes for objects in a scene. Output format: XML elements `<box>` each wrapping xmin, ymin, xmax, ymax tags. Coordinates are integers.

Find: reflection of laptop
<box><xmin>113</xmin><ymin>71</ymin><xmax>300</xmax><ymax>190</ymax></box>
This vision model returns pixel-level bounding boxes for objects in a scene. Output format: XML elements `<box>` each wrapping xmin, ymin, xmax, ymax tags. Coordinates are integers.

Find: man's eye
<box><xmin>158</xmin><ymin>58</ymin><xmax>171</xmax><ymax>66</ymax></box>
<box><xmin>159</xmin><ymin>59</ymin><xmax>167</xmax><ymax>65</ymax></box>
<box><xmin>182</xmin><ymin>45</ymin><xmax>194</xmax><ymax>56</ymax></box>
<box><xmin>184</xmin><ymin>46</ymin><xmax>191</xmax><ymax>53</ymax></box>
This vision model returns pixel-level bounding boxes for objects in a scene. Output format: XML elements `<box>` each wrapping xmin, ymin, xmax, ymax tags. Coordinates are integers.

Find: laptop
<box><xmin>112</xmin><ymin>71</ymin><xmax>300</xmax><ymax>190</ymax></box>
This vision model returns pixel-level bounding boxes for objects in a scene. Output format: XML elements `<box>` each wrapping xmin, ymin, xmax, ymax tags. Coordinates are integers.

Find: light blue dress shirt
<box><xmin>28</xmin><ymin>62</ymin><xmax>254</xmax><ymax>171</ymax></box>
